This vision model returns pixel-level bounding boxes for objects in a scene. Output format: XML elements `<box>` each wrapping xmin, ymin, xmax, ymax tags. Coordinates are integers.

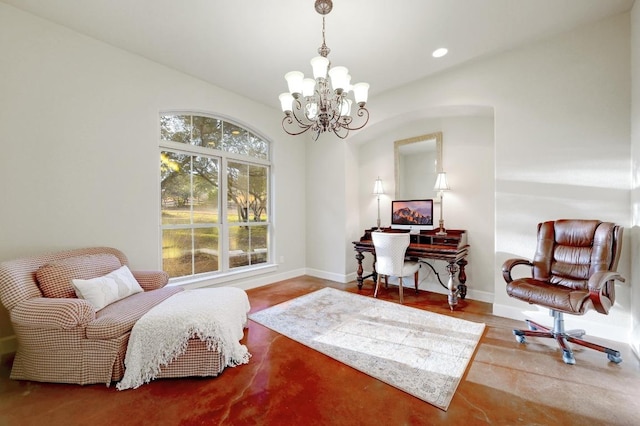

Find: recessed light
<box><xmin>432</xmin><ymin>48</ymin><xmax>448</xmax><ymax>58</ymax></box>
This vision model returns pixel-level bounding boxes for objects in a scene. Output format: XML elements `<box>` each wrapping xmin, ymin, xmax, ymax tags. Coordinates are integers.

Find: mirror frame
<box><xmin>394</xmin><ymin>131</ymin><xmax>443</xmax><ymax>197</ymax></box>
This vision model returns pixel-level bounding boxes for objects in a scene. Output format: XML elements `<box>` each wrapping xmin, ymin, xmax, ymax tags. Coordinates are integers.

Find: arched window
<box><xmin>160</xmin><ymin>113</ymin><xmax>271</xmax><ymax>281</ymax></box>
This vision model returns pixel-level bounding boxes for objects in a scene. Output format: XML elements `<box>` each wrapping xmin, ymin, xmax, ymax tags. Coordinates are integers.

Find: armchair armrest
<box><xmin>131</xmin><ymin>270</ymin><xmax>170</xmax><ymax>291</ymax></box>
<box><xmin>588</xmin><ymin>271</ymin><xmax>625</xmax><ymax>314</ymax></box>
<box><xmin>10</xmin><ymin>297</ymin><xmax>95</xmax><ymax>330</ymax></box>
<box><xmin>501</xmin><ymin>258</ymin><xmax>533</xmax><ymax>283</ymax></box>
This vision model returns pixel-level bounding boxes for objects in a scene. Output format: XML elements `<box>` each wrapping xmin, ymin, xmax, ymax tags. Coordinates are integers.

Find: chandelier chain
<box><xmin>318</xmin><ymin>16</ymin><xmax>330</xmax><ymax>58</ymax></box>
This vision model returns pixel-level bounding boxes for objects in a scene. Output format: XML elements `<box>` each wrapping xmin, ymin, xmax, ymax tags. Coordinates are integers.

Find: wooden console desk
<box><xmin>353</xmin><ymin>227</ymin><xmax>469</xmax><ymax>310</ymax></box>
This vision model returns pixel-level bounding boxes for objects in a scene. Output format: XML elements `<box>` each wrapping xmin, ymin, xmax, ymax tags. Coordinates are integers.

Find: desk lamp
<box><xmin>373</xmin><ymin>177</ymin><xmax>384</xmax><ymax>230</ymax></box>
<box><xmin>434</xmin><ymin>172</ymin><xmax>450</xmax><ymax>236</ymax></box>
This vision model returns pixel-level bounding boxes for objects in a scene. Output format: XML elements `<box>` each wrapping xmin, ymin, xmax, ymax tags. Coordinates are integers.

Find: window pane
<box><xmin>161</xmin><ymin>115</ymin><xmax>269</xmax><ymax>160</ymax></box>
<box><xmin>192</xmin><ymin>116</ymin><xmax>222</xmax><ymax>149</ymax></box>
<box><xmin>229</xmin><ymin>225</ymin><xmax>268</xmax><ymax>269</ymax></box>
<box><xmin>162</xmin><ymin>228</ymin><xmax>193</xmax><ymax>278</ymax></box>
<box><xmin>249</xmin><ymin>165</ymin><xmax>268</xmax><ymax>222</ymax></box>
<box><xmin>250</xmin><ymin>225</ymin><xmax>268</xmax><ymax>265</ymax></box>
<box><xmin>194</xmin><ymin>227</ymin><xmax>219</xmax><ymax>274</ymax></box>
<box><xmin>162</xmin><ymin>227</ymin><xmax>219</xmax><ymax>277</ymax></box>
<box><xmin>222</xmin><ymin>122</ymin><xmax>248</xmax><ymax>155</ymax></box>
<box><xmin>227</xmin><ymin>161</ymin><xmax>249</xmax><ymax>223</ymax></box>
<box><xmin>228</xmin><ymin>162</ymin><xmax>268</xmax><ymax>223</ymax></box>
<box><xmin>192</xmin><ymin>156</ymin><xmax>219</xmax><ymax>224</ymax></box>
<box><xmin>161</xmin><ymin>115</ymin><xmax>192</xmax><ymax>143</ymax></box>
<box><xmin>246</xmin><ymin>132</ymin><xmax>268</xmax><ymax>159</ymax></box>
<box><xmin>161</xmin><ymin>152</ymin><xmax>192</xmax><ymax>225</ymax></box>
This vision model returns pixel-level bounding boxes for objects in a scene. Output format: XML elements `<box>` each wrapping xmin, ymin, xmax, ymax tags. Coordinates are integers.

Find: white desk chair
<box><xmin>371</xmin><ymin>232</ymin><xmax>420</xmax><ymax>304</ymax></box>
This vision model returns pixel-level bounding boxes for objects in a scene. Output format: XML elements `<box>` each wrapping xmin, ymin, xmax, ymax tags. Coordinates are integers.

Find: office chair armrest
<box><xmin>501</xmin><ymin>258</ymin><xmax>533</xmax><ymax>283</ymax></box>
<box><xmin>588</xmin><ymin>271</ymin><xmax>625</xmax><ymax>314</ymax></box>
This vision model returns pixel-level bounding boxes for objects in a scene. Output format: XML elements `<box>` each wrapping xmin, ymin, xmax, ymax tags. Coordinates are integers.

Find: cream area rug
<box><xmin>249</xmin><ymin>287</ymin><xmax>485</xmax><ymax>411</ymax></box>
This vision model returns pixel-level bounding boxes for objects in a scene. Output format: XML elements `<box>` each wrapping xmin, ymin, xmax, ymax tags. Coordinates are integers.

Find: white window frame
<box><xmin>159</xmin><ymin>113</ymin><xmax>274</xmax><ymax>287</ymax></box>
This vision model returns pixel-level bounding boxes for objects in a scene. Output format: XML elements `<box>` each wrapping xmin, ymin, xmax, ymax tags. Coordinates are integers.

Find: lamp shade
<box><xmin>285</xmin><ymin>71</ymin><xmax>304</xmax><ymax>95</ymax></box>
<box><xmin>353</xmin><ymin>82</ymin><xmax>369</xmax><ymax>105</ymax></box>
<box><xmin>433</xmin><ymin>172</ymin><xmax>450</xmax><ymax>191</ymax></box>
<box><xmin>328</xmin><ymin>66</ymin><xmax>349</xmax><ymax>91</ymax></box>
<box><xmin>279</xmin><ymin>93</ymin><xmax>294</xmax><ymax>113</ymax></box>
<box><xmin>310</xmin><ymin>56</ymin><xmax>329</xmax><ymax>79</ymax></box>
<box><xmin>301</xmin><ymin>78</ymin><xmax>316</xmax><ymax>97</ymax></box>
<box><xmin>373</xmin><ymin>177</ymin><xmax>384</xmax><ymax>195</ymax></box>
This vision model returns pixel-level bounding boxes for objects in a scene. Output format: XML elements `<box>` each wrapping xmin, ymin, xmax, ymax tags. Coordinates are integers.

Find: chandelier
<box><xmin>278</xmin><ymin>0</ymin><xmax>370</xmax><ymax>140</ymax></box>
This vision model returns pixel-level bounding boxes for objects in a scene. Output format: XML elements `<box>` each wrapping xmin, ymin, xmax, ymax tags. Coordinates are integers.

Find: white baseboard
<box><xmin>416</xmin><ymin>281</ymin><xmax>494</xmax><ymax>304</ymax></box>
<box><xmin>231</xmin><ymin>268</ymin><xmax>307</xmax><ymax>290</ymax></box>
<box><xmin>348</xmin><ymin>269</ymin><xmax>494</xmax><ymax>304</ymax></box>
<box><xmin>305</xmin><ymin>268</ymin><xmax>350</xmax><ymax>283</ymax></box>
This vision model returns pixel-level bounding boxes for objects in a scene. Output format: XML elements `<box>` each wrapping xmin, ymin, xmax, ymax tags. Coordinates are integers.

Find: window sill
<box><xmin>167</xmin><ymin>263</ymin><xmax>278</xmax><ymax>290</ymax></box>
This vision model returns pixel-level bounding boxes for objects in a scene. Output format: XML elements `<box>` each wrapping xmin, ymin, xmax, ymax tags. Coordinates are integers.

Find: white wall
<box><xmin>343</xmin><ymin>12</ymin><xmax>631</xmax><ymax>342</ymax></box>
<box><xmin>491</xmin><ymin>13</ymin><xmax>631</xmax><ymax>342</ymax></box>
<box><xmin>0</xmin><ymin>4</ymin><xmax>307</xmax><ymax>349</ymax></box>
<box><xmin>630</xmin><ymin>1</ymin><xmax>640</xmax><ymax>356</ymax></box>
<box><xmin>305</xmin><ymin>134</ymin><xmax>350</xmax><ymax>281</ymax></box>
<box><xmin>1</xmin><ymin>2</ymin><xmax>636</xmax><ymax>351</ymax></box>
<box><xmin>355</xmin><ymin>114</ymin><xmax>495</xmax><ymax>303</ymax></box>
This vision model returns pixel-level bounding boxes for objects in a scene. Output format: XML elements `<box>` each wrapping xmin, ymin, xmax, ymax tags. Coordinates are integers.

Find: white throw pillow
<box><xmin>72</xmin><ymin>265</ymin><xmax>144</xmax><ymax>310</ymax></box>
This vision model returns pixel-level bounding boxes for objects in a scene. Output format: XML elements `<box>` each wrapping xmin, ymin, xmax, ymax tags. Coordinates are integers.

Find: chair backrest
<box><xmin>0</xmin><ymin>247</ymin><xmax>128</xmax><ymax>311</ymax></box>
<box><xmin>371</xmin><ymin>232</ymin><xmax>411</xmax><ymax>277</ymax></box>
<box><xmin>532</xmin><ymin>220</ymin><xmax>622</xmax><ymax>292</ymax></box>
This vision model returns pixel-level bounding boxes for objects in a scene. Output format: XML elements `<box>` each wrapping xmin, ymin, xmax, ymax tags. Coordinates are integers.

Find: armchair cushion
<box><xmin>72</xmin><ymin>265</ymin><xmax>144</xmax><ymax>311</ymax></box>
<box><xmin>505</xmin><ymin>278</ymin><xmax>590</xmax><ymax>313</ymax></box>
<box><xmin>35</xmin><ymin>253</ymin><xmax>122</xmax><ymax>298</ymax></box>
<box><xmin>86</xmin><ymin>286</ymin><xmax>182</xmax><ymax>340</ymax></box>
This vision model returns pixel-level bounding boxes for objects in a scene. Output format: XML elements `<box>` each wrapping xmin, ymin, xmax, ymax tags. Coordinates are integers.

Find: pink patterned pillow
<box><xmin>35</xmin><ymin>254</ymin><xmax>122</xmax><ymax>298</ymax></box>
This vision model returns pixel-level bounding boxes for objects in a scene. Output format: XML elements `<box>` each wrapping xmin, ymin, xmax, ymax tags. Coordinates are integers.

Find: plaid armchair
<box><xmin>0</xmin><ymin>247</ymin><xmax>224</xmax><ymax>385</ymax></box>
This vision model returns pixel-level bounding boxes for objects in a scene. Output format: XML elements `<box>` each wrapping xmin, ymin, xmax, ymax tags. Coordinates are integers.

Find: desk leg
<box><xmin>355</xmin><ymin>251</ymin><xmax>365</xmax><ymax>290</ymax></box>
<box><xmin>355</xmin><ymin>251</ymin><xmax>378</xmax><ymax>290</ymax></box>
<box><xmin>446</xmin><ymin>262</ymin><xmax>460</xmax><ymax>311</ymax></box>
<box><xmin>457</xmin><ymin>258</ymin><xmax>468</xmax><ymax>300</ymax></box>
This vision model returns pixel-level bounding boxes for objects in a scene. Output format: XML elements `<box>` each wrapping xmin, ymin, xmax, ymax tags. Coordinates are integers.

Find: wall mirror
<box><xmin>394</xmin><ymin>132</ymin><xmax>442</xmax><ymax>199</ymax></box>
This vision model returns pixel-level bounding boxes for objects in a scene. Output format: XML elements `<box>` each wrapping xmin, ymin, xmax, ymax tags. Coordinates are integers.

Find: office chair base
<box><xmin>512</xmin><ymin>315</ymin><xmax>622</xmax><ymax>365</ymax></box>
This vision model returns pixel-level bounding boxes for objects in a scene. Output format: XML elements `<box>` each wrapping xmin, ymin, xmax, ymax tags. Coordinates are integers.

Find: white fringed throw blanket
<box><xmin>116</xmin><ymin>287</ymin><xmax>251</xmax><ymax>390</ymax></box>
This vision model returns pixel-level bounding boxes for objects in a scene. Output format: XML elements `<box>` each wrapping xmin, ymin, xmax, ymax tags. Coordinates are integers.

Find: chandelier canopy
<box><xmin>278</xmin><ymin>0</ymin><xmax>370</xmax><ymax>140</ymax></box>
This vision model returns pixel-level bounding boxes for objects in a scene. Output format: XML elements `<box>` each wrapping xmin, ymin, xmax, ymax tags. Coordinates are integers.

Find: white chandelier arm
<box><xmin>282</xmin><ymin>114</ymin><xmax>314</xmax><ymax>136</ymax></box>
<box><xmin>345</xmin><ymin>106</ymin><xmax>370</xmax><ymax>131</ymax></box>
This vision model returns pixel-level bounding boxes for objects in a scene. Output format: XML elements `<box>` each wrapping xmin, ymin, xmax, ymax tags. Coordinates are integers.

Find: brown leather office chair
<box><xmin>502</xmin><ymin>219</ymin><xmax>625</xmax><ymax>365</ymax></box>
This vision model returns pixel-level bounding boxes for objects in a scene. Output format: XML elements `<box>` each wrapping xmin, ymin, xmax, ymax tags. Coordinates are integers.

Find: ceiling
<box><xmin>2</xmin><ymin>0</ymin><xmax>634</xmax><ymax>110</ymax></box>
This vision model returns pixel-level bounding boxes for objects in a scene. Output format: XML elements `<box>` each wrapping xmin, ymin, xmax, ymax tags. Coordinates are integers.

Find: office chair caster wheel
<box><xmin>513</xmin><ymin>330</ymin><xmax>526</xmax><ymax>344</ymax></box>
<box><xmin>607</xmin><ymin>353</ymin><xmax>622</xmax><ymax>364</ymax></box>
<box><xmin>562</xmin><ymin>350</ymin><xmax>576</xmax><ymax>365</ymax></box>
<box><xmin>526</xmin><ymin>321</ymin><xmax>538</xmax><ymax>331</ymax></box>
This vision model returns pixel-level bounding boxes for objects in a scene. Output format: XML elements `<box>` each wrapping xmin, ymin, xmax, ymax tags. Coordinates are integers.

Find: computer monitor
<box><xmin>390</xmin><ymin>199</ymin><xmax>434</xmax><ymax>231</ymax></box>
